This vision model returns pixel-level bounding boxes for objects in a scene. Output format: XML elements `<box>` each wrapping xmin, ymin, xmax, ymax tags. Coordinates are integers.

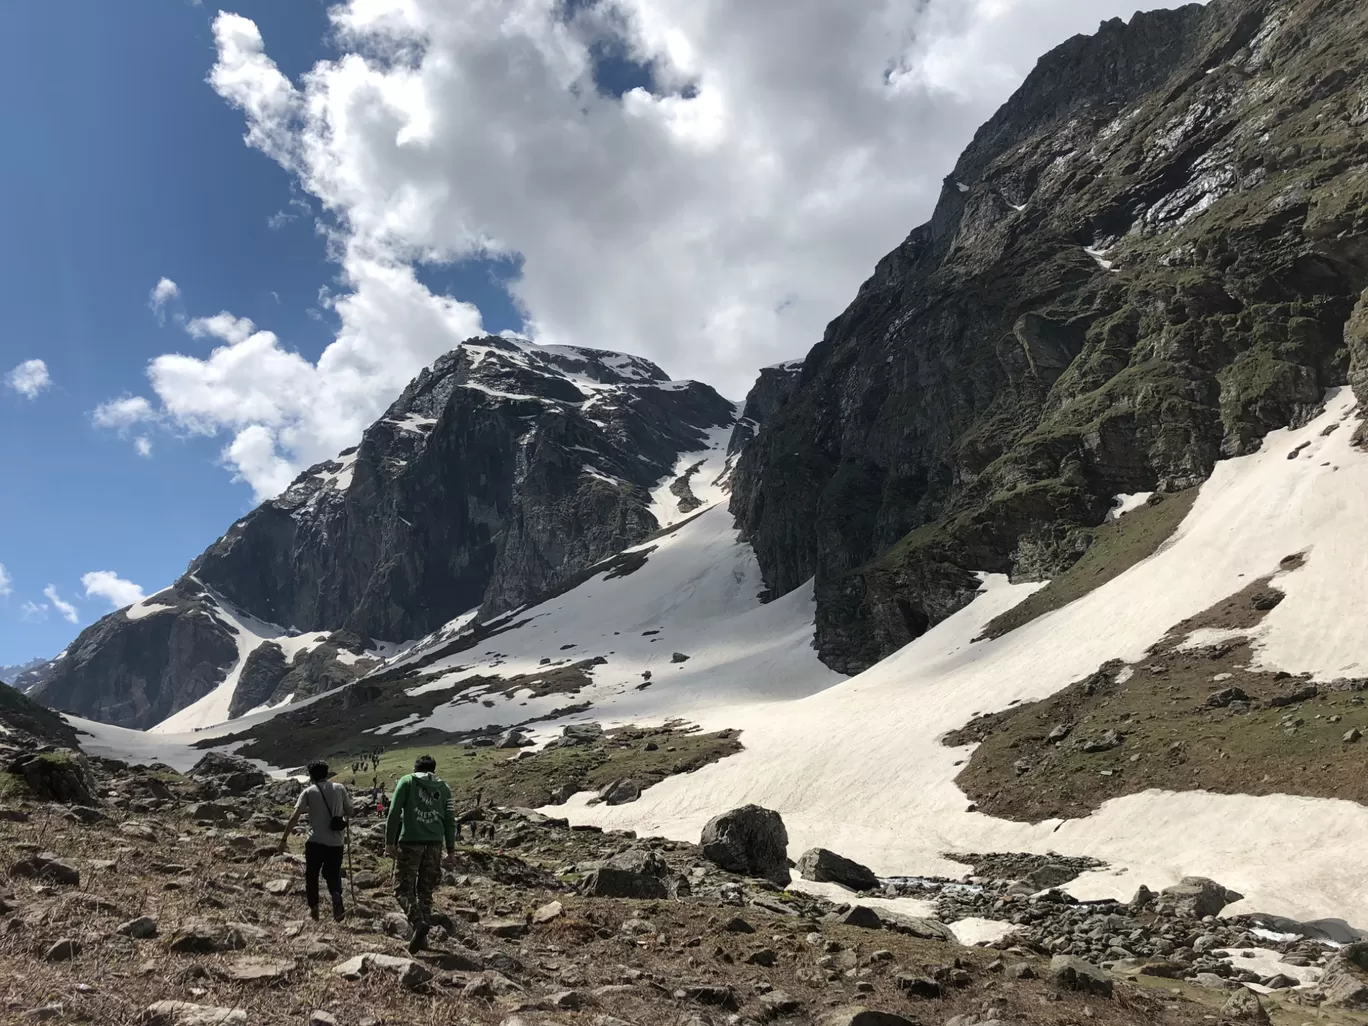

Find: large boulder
<box><xmin>1320</xmin><ymin>943</ymin><xmax>1368</xmax><ymax>1008</ymax></box>
<box><xmin>817</xmin><ymin>1008</ymin><xmax>918</xmax><ymax>1026</ymax></box>
<box><xmin>699</xmin><ymin>805</ymin><xmax>790</xmax><ymax>886</ymax></box>
<box><xmin>797</xmin><ymin>847</ymin><xmax>878</xmax><ymax>891</ymax></box>
<box><xmin>1049</xmin><ymin>955</ymin><xmax>1113</xmax><ymax>997</ymax></box>
<box><xmin>580</xmin><ymin>866</ymin><xmax>668</xmax><ymax>899</ymax></box>
<box><xmin>7</xmin><ymin>748</ymin><xmax>99</xmax><ymax>806</ymax></box>
<box><xmin>1220</xmin><ymin>988</ymin><xmax>1270</xmax><ymax>1023</ymax></box>
<box><xmin>189</xmin><ymin>752</ymin><xmax>265</xmax><ymax>795</ymax></box>
<box><xmin>1160</xmin><ymin>877</ymin><xmax>1243</xmax><ymax>919</ymax></box>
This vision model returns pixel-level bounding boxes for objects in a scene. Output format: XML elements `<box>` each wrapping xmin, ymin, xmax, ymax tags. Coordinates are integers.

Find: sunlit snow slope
<box><xmin>559</xmin><ymin>388</ymin><xmax>1368</xmax><ymax>926</ymax></box>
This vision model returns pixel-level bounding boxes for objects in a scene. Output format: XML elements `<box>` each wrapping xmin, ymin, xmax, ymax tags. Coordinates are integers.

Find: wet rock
<box><xmin>699</xmin><ymin>805</ymin><xmax>790</xmax><ymax>886</ymax></box>
<box><xmin>796</xmin><ymin>848</ymin><xmax>879</xmax><ymax>891</ymax></box>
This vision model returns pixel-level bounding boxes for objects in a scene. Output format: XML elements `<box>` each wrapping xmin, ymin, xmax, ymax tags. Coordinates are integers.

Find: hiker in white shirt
<box><xmin>279</xmin><ymin>760</ymin><xmax>354</xmax><ymax>921</ymax></box>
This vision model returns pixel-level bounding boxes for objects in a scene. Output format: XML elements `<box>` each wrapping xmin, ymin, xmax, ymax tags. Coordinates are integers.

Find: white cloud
<box><xmin>134</xmin><ymin>436</ymin><xmax>153</xmax><ymax>458</ymax></box>
<box><xmin>148</xmin><ymin>277</ymin><xmax>181</xmax><ymax>322</ymax></box>
<box><xmin>93</xmin><ymin>395</ymin><xmax>159</xmax><ymax>430</ymax></box>
<box><xmin>0</xmin><ymin>563</ymin><xmax>11</xmax><ymax>598</ymax></box>
<box><xmin>104</xmin><ymin>1</ymin><xmax>1185</xmax><ymax>499</ymax></box>
<box><xmin>6</xmin><ymin>359</ymin><xmax>51</xmax><ymax>400</ymax></box>
<box><xmin>81</xmin><ymin>571</ymin><xmax>147</xmax><ymax>609</ymax></box>
<box><xmin>43</xmin><ymin>585</ymin><xmax>78</xmax><ymax>624</ymax></box>
<box><xmin>19</xmin><ymin>601</ymin><xmax>47</xmax><ymax>623</ymax></box>
<box><xmin>186</xmin><ymin>312</ymin><xmax>258</xmax><ymax>344</ymax></box>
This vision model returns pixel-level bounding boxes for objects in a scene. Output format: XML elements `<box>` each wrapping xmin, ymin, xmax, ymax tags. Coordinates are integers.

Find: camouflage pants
<box><xmin>394</xmin><ymin>843</ymin><xmax>442</xmax><ymax>930</ymax></box>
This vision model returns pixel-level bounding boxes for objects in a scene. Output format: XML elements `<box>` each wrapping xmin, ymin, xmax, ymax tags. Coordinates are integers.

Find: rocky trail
<box><xmin>4</xmin><ymin>732</ymin><xmax>1368</xmax><ymax>1026</ymax></box>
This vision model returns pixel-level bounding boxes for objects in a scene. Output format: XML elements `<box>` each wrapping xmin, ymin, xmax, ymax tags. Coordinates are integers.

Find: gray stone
<box><xmin>580</xmin><ymin>866</ymin><xmax>667</xmax><ymax>899</ymax></box>
<box><xmin>599</xmin><ymin>778</ymin><xmax>643</xmax><ymax>805</ymax></box>
<box><xmin>167</xmin><ymin>921</ymin><xmax>247</xmax><ymax>954</ymax></box>
<box><xmin>796</xmin><ymin>847</ymin><xmax>878</xmax><ymax>891</ymax></box>
<box><xmin>816</xmin><ymin>1007</ymin><xmax>918</xmax><ymax>1026</ymax></box>
<box><xmin>699</xmin><ymin>805</ymin><xmax>790</xmax><ymax>885</ymax></box>
<box><xmin>118</xmin><ymin>916</ymin><xmax>159</xmax><ymax>940</ymax></box>
<box><xmin>44</xmin><ymin>938</ymin><xmax>81</xmax><ymax>962</ymax></box>
<box><xmin>1220</xmin><ymin>987</ymin><xmax>1270</xmax><ymax>1022</ymax></box>
<box><xmin>1160</xmin><ymin>877</ymin><xmax>1243</xmax><ymax>919</ymax></box>
<box><xmin>139</xmin><ymin>1002</ymin><xmax>247</xmax><ymax>1026</ymax></box>
<box><xmin>1049</xmin><ymin>955</ymin><xmax>1112</xmax><ymax>996</ymax></box>
<box><xmin>10</xmin><ymin>854</ymin><xmax>79</xmax><ymax>886</ymax></box>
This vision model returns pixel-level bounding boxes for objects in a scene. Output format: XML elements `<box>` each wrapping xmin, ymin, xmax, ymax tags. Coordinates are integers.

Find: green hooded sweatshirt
<box><xmin>385</xmin><ymin>772</ymin><xmax>456</xmax><ymax>848</ymax></box>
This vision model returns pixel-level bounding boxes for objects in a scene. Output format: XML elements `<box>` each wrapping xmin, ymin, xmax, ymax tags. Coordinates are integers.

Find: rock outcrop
<box><xmin>731</xmin><ymin>0</ymin><xmax>1368</xmax><ymax>671</ymax></box>
<box><xmin>31</xmin><ymin>339</ymin><xmax>733</xmax><ymax>729</ymax></box>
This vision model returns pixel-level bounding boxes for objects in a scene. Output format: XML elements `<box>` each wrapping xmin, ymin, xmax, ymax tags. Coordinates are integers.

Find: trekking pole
<box><xmin>345</xmin><ymin>825</ymin><xmax>357</xmax><ymax>907</ymax></box>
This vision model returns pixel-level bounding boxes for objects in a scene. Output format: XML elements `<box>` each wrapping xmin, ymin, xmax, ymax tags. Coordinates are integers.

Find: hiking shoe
<box><xmin>331</xmin><ymin>894</ymin><xmax>345</xmax><ymax>922</ymax></box>
<box><xmin>308</xmin><ymin>905</ymin><xmax>320</xmax><ymax>922</ymax></box>
<box><xmin>407</xmin><ymin>925</ymin><xmax>429</xmax><ymax>955</ymax></box>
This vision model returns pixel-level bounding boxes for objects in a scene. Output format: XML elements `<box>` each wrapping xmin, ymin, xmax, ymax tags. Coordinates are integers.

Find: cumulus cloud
<box><xmin>105</xmin><ymin>1</ymin><xmax>1181</xmax><ymax>498</ymax></box>
<box><xmin>134</xmin><ymin>436</ymin><xmax>153</xmax><ymax>458</ymax></box>
<box><xmin>6</xmin><ymin>359</ymin><xmax>51</xmax><ymax>399</ymax></box>
<box><xmin>93</xmin><ymin>395</ymin><xmax>159</xmax><ymax>430</ymax></box>
<box><xmin>0</xmin><ymin>563</ymin><xmax>11</xmax><ymax>598</ymax></box>
<box><xmin>81</xmin><ymin>571</ymin><xmax>147</xmax><ymax>609</ymax></box>
<box><xmin>43</xmin><ymin>585</ymin><xmax>78</xmax><ymax>624</ymax></box>
<box><xmin>148</xmin><ymin>277</ymin><xmax>181</xmax><ymax>322</ymax></box>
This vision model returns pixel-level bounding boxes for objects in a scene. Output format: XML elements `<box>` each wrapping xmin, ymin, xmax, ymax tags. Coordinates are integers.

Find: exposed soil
<box><xmin>950</xmin><ymin>554</ymin><xmax>1368</xmax><ymax>822</ymax></box>
<box><xmin>979</xmin><ymin>489</ymin><xmax>1199</xmax><ymax>641</ymax></box>
<box><xmin>0</xmin><ymin>753</ymin><xmax>1307</xmax><ymax>1026</ymax></box>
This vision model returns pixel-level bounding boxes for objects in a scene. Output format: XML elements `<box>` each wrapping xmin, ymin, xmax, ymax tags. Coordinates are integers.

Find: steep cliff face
<box><xmin>733</xmin><ymin>0</ymin><xmax>1368</xmax><ymax>672</ymax></box>
<box><xmin>726</xmin><ymin>362</ymin><xmax>803</xmax><ymax>457</ymax></box>
<box><xmin>33</xmin><ymin>338</ymin><xmax>734</xmax><ymax>729</ymax></box>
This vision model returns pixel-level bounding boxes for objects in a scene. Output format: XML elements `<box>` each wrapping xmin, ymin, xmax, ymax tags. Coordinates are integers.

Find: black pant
<box><xmin>304</xmin><ymin>841</ymin><xmax>344</xmax><ymax>908</ymax></box>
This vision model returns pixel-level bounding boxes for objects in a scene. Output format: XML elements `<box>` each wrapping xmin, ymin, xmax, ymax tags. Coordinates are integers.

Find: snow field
<box><xmin>560</xmin><ymin>389</ymin><xmax>1368</xmax><ymax>926</ymax></box>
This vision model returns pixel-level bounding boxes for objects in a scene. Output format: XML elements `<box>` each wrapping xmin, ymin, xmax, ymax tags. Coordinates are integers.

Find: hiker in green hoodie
<box><xmin>385</xmin><ymin>754</ymin><xmax>457</xmax><ymax>953</ymax></box>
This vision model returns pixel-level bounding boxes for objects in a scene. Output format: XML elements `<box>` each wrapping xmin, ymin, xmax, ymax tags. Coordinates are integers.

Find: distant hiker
<box><xmin>278</xmin><ymin>760</ymin><xmax>354</xmax><ymax>922</ymax></box>
<box><xmin>385</xmin><ymin>754</ymin><xmax>456</xmax><ymax>953</ymax></box>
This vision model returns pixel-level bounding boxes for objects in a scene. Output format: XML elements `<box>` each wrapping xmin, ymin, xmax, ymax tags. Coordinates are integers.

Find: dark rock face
<box><xmin>32</xmin><ymin>339</ymin><xmax>733</xmax><ymax>729</ymax></box>
<box><xmin>699</xmin><ymin>805</ymin><xmax>791</xmax><ymax>886</ymax></box>
<box><xmin>6</xmin><ymin>749</ymin><xmax>99</xmax><ymax>806</ymax></box>
<box><xmin>193</xmin><ymin>339</ymin><xmax>732</xmax><ymax>636</ymax></box>
<box><xmin>727</xmin><ymin>362</ymin><xmax>803</xmax><ymax>457</ymax></box>
<box><xmin>31</xmin><ymin>579</ymin><xmax>240</xmax><ymax>730</ymax></box>
<box><xmin>732</xmin><ymin>0</ymin><xmax>1368</xmax><ymax>672</ymax></box>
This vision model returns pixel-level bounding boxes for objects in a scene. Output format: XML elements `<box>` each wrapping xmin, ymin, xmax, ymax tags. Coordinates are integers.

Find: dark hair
<box><xmin>307</xmin><ymin>760</ymin><xmax>330</xmax><ymax>782</ymax></box>
<box><xmin>414</xmin><ymin>754</ymin><xmax>436</xmax><ymax>773</ymax></box>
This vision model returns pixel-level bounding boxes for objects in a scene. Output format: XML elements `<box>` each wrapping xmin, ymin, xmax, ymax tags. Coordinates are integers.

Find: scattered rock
<box><xmin>724</xmin><ymin>916</ymin><xmax>755</xmax><ymax>934</ymax></box>
<box><xmin>759</xmin><ymin>989</ymin><xmax>803</xmax><ymax>1018</ymax></box>
<box><xmin>671</xmin><ymin>652</ymin><xmax>690</xmax><ymax>663</ymax></box>
<box><xmin>1269</xmin><ymin>684</ymin><xmax>1318</xmax><ymax>707</ymax></box>
<box><xmin>894</xmin><ymin>975</ymin><xmax>941</xmax><ymax>999</ymax></box>
<box><xmin>599</xmin><ymin>778</ymin><xmax>642</xmax><ymax>806</ymax></box>
<box><xmin>1221</xmin><ymin>987</ymin><xmax>1270</xmax><ymax>1022</ymax></box>
<box><xmin>796</xmin><ymin>848</ymin><xmax>878</xmax><ymax>891</ymax></box>
<box><xmin>167</xmin><ymin>921</ymin><xmax>247</xmax><ymax>954</ymax></box>
<box><xmin>225</xmin><ymin>956</ymin><xmax>296</xmax><ymax>982</ymax></box>
<box><xmin>531</xmin><ymin>900</ymin><xmax>563</xmax><ymax>924</ymax></box>
<box><xmin>580</xmin><ymin>867</ymin><xmax>667</xmax><ymax>899</ymax></box>
<box><xmin>118</xmin><ymin>916</ymin><xmax>159</xmax><ymax>940</ymax></box>
<box><xmin>331</xmin><ymin>953</ymin><xmax>433</xmax><ymax>989</ymax></box>
<box><xmin>10</xmin><ymin>854</ymin><xmax>79</xmax><ymax>886</ymax></box>
<box><xmin>1345</xmin><ymin>728</ymin><xmax>1363</xmax><ymax>743</ymax></box>
<box><xmin>1049</xmin><ymin>955</ymin><xmax>1113</xmax><ymax>997</ymax></box>
<box><xmin>1206</xmin><ymin>686</ymin><xmax>1250</xmax><ymax>709</ymax></box>
<box><xmin>817</xmin><ymin>1007</ymin><xmax>918</xmax><ymax>1026</ymax></box>
<box><xmin>699</xmin><ymin>805</ymin><xmax>790</xmax><ymax>886</ymax></box>
<box><xmin>189</xmin><ymin>752</ymin><xmax>266</xmax><ymax>794</ymax></box>
<box><xmin>44</xmin><ymin>938</ymin><xmax>80</xmax><ymax>962</ymax></box>
<box><xmin>139</xmin><ymin>1002</ymin><xmax>247</xmax><ymax>1026</ymax></box>
<box><xmin>308</xmin><ymin>1014</ymin><xmax>338</xmax><ymax>1026</ymax></box>
<box><xmin>836</xmin><ymin>906</ymin><xmax>884</xmax><ymax>930</ymax></box>
<box><xmin>1160</xmin><ymin>877</ymin><xmax>1243</xmax><ymax>918</ymax></box>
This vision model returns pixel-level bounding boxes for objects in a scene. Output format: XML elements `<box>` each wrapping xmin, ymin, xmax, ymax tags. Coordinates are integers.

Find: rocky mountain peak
<box><xmin>33</xmin><ymin>337</ymin><xmax>735</xmax><ymax>730</ymax></box>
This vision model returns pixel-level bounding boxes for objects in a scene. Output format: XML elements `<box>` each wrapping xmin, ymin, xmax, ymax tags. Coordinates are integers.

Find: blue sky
<box><xmin>0</xmin><ymin>1</ymin><xmax>522</xmax><ymax>665</ymax></box>
<box><xmin>0</xmin><ymin>1</ymin><xmax>673</xmax><ymax>667</ymax></box>
<box><xmin>0</xmin><ymin>0</ymin><xmax>1163</xmax><ymax>669</ymax></box>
